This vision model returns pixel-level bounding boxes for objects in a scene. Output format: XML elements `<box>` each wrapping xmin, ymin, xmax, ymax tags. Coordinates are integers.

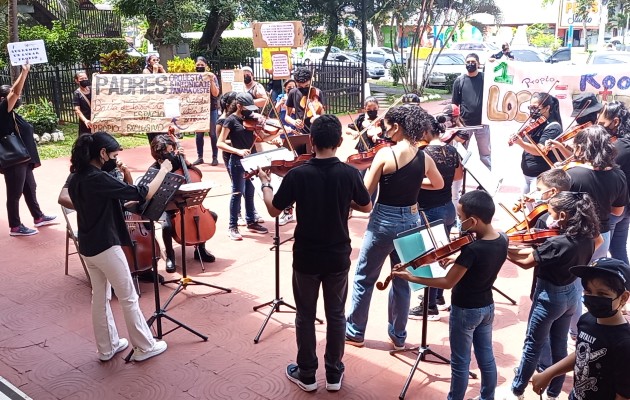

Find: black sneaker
<box><xmin>192</xmin><ymin>158</ymin><xmax>204</xmax><ymax>166</ymax></box>
<box><xmin>436</xmin><ymin>296</ymin><xmax>446</xmax><ymax>306</ymax></box>
<box><xmin>194</xmin><ymin>248</ymin><xmax>216</xmax><ymax>262</ymax></box>
<box><xmin>247</xmin><ymin>223</ymin><xmax>268</xmax><ymax>234</ymax></box>
<box><xmin>409</xmin><ymin>304</ymin><xmax>439</xmax><ymax>317</ymax></box>
<box><xmin>211</xmin><ymin>158</ymin><xmax>219</xmax><ymax>166</ymax></box>
<box><xmin>9</xmin><ymin>224</ymin><xmax>38</xmax><ymax>236</ymax></box>
<box><xmin>326</xmin><ymin>372</ymin><xmax>343</xmax><ymax>391</ymax></box>
<box><xmin>34</xmin><ymin>215</ymin><xmax>57</xmax><ymax>227</ymax></box>
<box><xmin>285</xmin><ymin>364</ymin><xmax>317</xmax><ymax>392</ymax></box>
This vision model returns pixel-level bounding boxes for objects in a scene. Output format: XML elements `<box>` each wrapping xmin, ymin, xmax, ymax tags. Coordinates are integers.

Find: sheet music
<box><xmin>179</xmin><ymin>181</ymin><xmax>214</xmax><ymax>192</ymax></box>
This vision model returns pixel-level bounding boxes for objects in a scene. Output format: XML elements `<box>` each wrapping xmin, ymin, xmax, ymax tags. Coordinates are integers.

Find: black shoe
<box><xmin>165</xmin><ymin>258</ymin><xmax>176</xmax><ymax>273</ymax></box>
<box><xmin>409</xmin><ymin>304</ymin><xmax>439</xmax><ymax>317</ymax></box>
<box><xmin>192</xmin><ymin>158</ymin><xmax>204</xmax><ymax>166</ymax></box>
<box><xmin>137</xmin><ymin>270</ymin><xmax>165</xmax><ymax>284</ymax></box>
<box><xmin>211</xmin><ymin>158</ymin><xmax>219</xmax><ymax>166</ymax></box>
<box><xmin>436</xmin><ymin>296</ymin><xmax>446</xmax><ymax>306</ymax></box>
<box><xmin>194</xmin><ymin>248</ymin><xmax>216</xmax><ymax>262</ymax></box>
<box><xmin>285</xmin><ymin>364</ymin><xmax>317</xmax><ymax>392</ymax></box>
<box><xmin>247</xmin><ymin>223</ymin><xmax>268</xmax><ymax>234</ymax></box>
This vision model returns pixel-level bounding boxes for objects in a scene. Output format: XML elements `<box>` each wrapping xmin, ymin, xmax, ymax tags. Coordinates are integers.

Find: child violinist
<box><xmin>506</xmin><ymin>191</ymin><xmax>600</xmax><ymax>400</ymax></box>
<box><xmin>346</xmin><ymin>96</ymin><xmax>389</xmax><ymax>153</ymax></box>
<box><xmin>393</xmin><ymin>190</ymin><xmax>508</xmax><ymax>400</ymax></box>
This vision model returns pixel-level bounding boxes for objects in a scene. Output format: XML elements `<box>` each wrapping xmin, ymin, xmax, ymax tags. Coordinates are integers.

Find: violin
<box><xmin>553</xmin><ymin>121</ymin><xmax>592</xmax><ymax>145</ymax></box>
<box><xmin>507</xmin><ymin>228</ymin><xmax>562</xmax><ymax>245</ymax></box>
<box><xmin>300</xmin><ymin>87</ymin><xmax>324</xmax><ymax>119</ymax></box>
<box><xmin>243</xmin><ymin>116</ymin><xmax>283</xmax><ymax>143</ymax></box>
<box><xmin>508</xmin><ymin>116</ymin><xmax>547</xmax><ymax>146</ymax></box>
<box><xmin>244</xmin><ymin>153</ymin><xmax>315</xmax><ymax>180</ymax></box>
<box><xmin>505</xmin><ymin>203</ymin><xmax>549</xmax><ymax>234</ymax></box>
<box><xmin>376</xmin><ymin>234</ymin><xmax>476</xmax><ymax>291</ymax></box>
<box><xmin>122</xmin><ymin>211</ymin><xmax>160</xmax><ymax>276</ymax></box>
<box><xmin>346</xmin><ymin>141</ymin><xmax>394</xmax><ymax>171</ymax></box>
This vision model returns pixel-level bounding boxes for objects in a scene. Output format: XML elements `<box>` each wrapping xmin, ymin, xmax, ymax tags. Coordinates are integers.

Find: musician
<box><xmin>242</xmin><ymin>66</ymin><xmax>268</xmax><ymax>109</ymax></box>
<box><xmin>275</xmin><ymin>79</ymin><xmax>297</xmax><ymax>134</ymax></box>
<box><xmin>599</xmin><ymin>101</ymin><xmax>630</xmax><ymax>264</ymax></box>
<box><xmin>284</xmin><ymin>67</ymin><xmax>326</xmax><ymax>135</ymax></box>
<box><xmin>572</xmin><ymin>93</ymin><xmax>603</xmax><ymax>125</ymax></box>
<box><xmin>347</xmin><ymin>96</ymin><xmax>389</xmax><ymax>153</ymax></box>
<box><xmin>67</xmin><ymin>132</ymin><xmax>168</xmax><ymax>362</ymax></box>
<box><xmin>512</xmin><ymin>92</ymin><xmax>563</xmax><ymax>207</ymax></box>
<box><xmin>217</xmin><ymin>93</ymin><xmax>269</xmax><ymax>240</ymax></box>
<box><xmin>409</xmin><ymin>113</ymin><xmax>463</xmax><ymax>321</ymax></box>
<box><xmin>507</xmin><ymin>192</ymin><xmax>599</xmax><ymax>400</ymax></box>
<box><xmin>392</xmin><ymin>190</ymin><xmax>508</xmax><ymax>400</ymax></box>
<box><xmin>452</xmin><ymin>53</ymin><xmax>491</xmax><ymax>169</ymax></box>
<box><xmin>257</xmin><ymin>115</ymin><xmax>372</xmax><ymax>392</ymax></box>
<box><xmin>149</xmin><ymin>135</ymin><xmax>217</xmax><ymax>272</ymax></box>
<box><xmin>345</xmin><ymin>105</ymin><xmax>443</xmax><ymax>350</ymax></box>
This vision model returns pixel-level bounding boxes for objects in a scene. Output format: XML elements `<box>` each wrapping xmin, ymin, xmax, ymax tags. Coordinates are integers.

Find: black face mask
<box><xmin>299</xmin><ymin>87</ymin><xmax>310</xmax><ymax>95</ymax></box>
<box><xmin>367</xmin><ymin>110</ymin><xmax>379</xmax><ymax>120</ymax></box>
<box><xmin>241</xmin><ymin>109</ymin><xmax>253</xmax><ymax>118</ymax></box>
<box><xmin>583</xmin><ymin>294</ymin><xmax>620</xmax><ymax>318</ymax></box>
<box><xmin>196</xmin><ymin>66</ymin><xmax>206</xmax><ymax>73</ymax></box>
<box><xmin>101</xmin><ymin>156</ymin><xmax>117</xmax><ymax>172</ymax></box>
<box><xmin>79</xmin><ymin>80</ymin><xmax>90</xmax><ymax>88</ymax></box>
<box><xmin>465</xmin><ymin>63</ymin><xmax>477</xmax><ymax>73</ymax></box>
<box><xmin>529</xmin><ymin>108</ymin><xmax>543</xmax><ymax>120</ymax></box>
<box><xmin>164</xmin><ymin>152</ymin><xmax>181</xmax><ymax>171</ymax></box>
<box><xmin>243</xmin><ymin>76</ymin><xmax>252</xmax><ymax>84</ymax></box>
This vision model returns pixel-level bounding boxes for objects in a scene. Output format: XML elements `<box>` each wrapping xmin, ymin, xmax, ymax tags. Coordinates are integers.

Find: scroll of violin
<box><xmin>507</xmin><ymin>116</ymin><xmax>547</xmax><ymax>146</ymax></box>
<box><xmin>376</xmin><ymin>234</ymin><xmax>475</xmax><ymax>291</ymax></box>
<box><xmin>243</xmin><ymin>115</ymin><xmax>283</xmax><ymax>143</ymax></box>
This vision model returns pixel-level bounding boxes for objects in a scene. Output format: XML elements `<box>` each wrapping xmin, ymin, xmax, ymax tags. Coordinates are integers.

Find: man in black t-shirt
<box><xmin>452</xmin><ymin>53</ymin><xmax>491</xmax><ymax>169</ymax></box>
<box><xmin>258</xmin><ymin>115</ymin><xmax>371</xmax><ymax>393</ymax></box>
<box><xmin>284</xmin><ymin>68</ymin><xmax>326</xmax><ymax>136</ymax></box>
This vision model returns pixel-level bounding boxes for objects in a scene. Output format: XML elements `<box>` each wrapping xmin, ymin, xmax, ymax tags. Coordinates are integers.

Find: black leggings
<box><xmin>3</xmin><ymin>163</ymin><xmax>43</xmax><ymax>228</ymax></box>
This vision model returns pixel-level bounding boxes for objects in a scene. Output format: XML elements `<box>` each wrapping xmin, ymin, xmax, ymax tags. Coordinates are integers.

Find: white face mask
<box><xmin>546</xmin><ymin>214</ymin><xmax>559</xmax><ymax>229</ymax></box>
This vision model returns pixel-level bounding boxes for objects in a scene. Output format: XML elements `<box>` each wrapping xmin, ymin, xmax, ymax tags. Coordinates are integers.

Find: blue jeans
<box><xmin>227</xmin><ymin>156</ymin><xmax>255</xmax><ymax>228</ymax></box>
<box><xmin>195</xmin><ymin>109</ymin><xmax>219</xmax><ymax>159</ymax></box>
<box><xmin>512</xmin><ymin>279</ymin><xmax>578</xmax><ymax>397</ymax></box>
<box><xmin>609</xmin><ymin>210</ymin><xmax>630</xmax><ymax>264</ymax></box>
<box><xmin>346</xmin><ymin>203</ymin><xmax>421</xmax><ymax>347</ymax></box>
<box><xmin>421</xmin><ymin>202</ymin><xmax>456</xmax><ymax>307</ymax></box>
<box><xmin>463</xmin><ymin>125</ymin><xmax>491</xmax><ymax>170</ymax></box>
<box><xmin>448</xmin><ymin>304</ymin><xmax>496</xmax><ymax>400</ymax></box>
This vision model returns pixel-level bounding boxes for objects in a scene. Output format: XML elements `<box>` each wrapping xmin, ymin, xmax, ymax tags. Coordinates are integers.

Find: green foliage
<box><xmin>444</xmin><ymin>73</ymin><xmax>459</xmax><ymax>94</ymax></box>
<box><xmin>390</xmin><ymin>64</ymin><xmax>407</xmax><ymax>85</ymax></box>
<box><xmin>19</xmin><ymin>22</ymin><xmax>80</xmax><ymax>65</ymax></box>
<box><xmin>167</xmin><ymin>56</ymin><xmax>196</xmax><ymax>72</ymax></box>
<box><xmin>308</xmin><ymin>33</ymin><xmax>350</xmax><ymax>50</ymax></box>
<box><xmin>17</xmin><ymin>99</ymin><xmax>59</xmax><ymax>136</ymax></box>
<box><xmin>191</xmin><ymin>37</ymin><xmax>257</xmax><ymax>64</ymax></box>
<box><xmin>77</xmin><ymin>38</ymin><xmax>128</xmax><ymax>65</ymax></box>
<box><xmin>527</xmin><ymin>23</ymin><xmax>562</xmax><ymax>51</ymax></box>
<box><xmin>99</xmin><ymin>49</ymin><xmax>144</xmax><ymax>74</ymax></box>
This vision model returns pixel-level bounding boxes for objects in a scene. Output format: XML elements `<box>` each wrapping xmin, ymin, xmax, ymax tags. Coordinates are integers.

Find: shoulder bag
<box><xmin>0</xmin><ymin>114</ymin><xmax>32</xmax><ymax>170</ymax></box>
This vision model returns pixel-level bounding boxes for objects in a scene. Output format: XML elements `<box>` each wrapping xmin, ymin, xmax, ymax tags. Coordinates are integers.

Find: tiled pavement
<box><xmin>0</xmin><ymin>109</ymin><xmax>591</xmax><ymax>399</ymax></box>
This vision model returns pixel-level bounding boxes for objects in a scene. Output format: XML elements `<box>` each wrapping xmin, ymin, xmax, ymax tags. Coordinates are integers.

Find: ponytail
<box><xmin>548</xmin><ymin>191</ymin><xmax>599</xmax><ymax>239</ymax></box>
<box><xmin>70</xmin><ymin>134</ymin><xmax>95</xmax><ymax>173</ymax></box>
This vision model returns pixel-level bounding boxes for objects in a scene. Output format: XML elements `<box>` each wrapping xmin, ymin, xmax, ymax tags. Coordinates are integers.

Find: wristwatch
<box><xmin>261</xmin><ymin>183</ymin><xmax>273</xmax><ymax>190</ymax></box>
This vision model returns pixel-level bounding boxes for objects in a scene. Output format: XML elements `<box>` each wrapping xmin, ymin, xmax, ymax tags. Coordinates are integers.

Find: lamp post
<box><xmin>361</xmin><ymin>0</ymin><xmax>368</xmax><ymax>106</ymax></box>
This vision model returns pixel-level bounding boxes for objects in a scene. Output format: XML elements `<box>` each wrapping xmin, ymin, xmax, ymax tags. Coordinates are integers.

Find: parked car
<box><xmin>366</xmin><ymin>47</ymin><xmax>406</xmax><ymax>68</ymax></box>
<box><xmin>333</xmin><ymin>52</ymin><xmax>386</xmax><ymax>79</ymax></box>
<box><xmin>302</xmin><ymin>46</ymin><xmax>343</xmax><ymax>64</ymax></box>
<box><xmin>588</xmin><ymin>51</ymin><xmax>630</xmax><ymax>64</ymax></box>
<box><xmin>449</xmin><ymin>41</ymin><xmax>500</xmax><ymax>63</ymax></box>
<box><xmin>509</xmin><ymin>47</ymin><xmax>549</xmax><ymax>62</ymax></box>
<box><xmin>420</xmin><ymin>52</ymin><xmax>466</xmax><ymax>87</ymax></box>
<box><xmin>545</xmin><ymin>47</ymin><xmax>571</xmax><ymax>64</ymax></box>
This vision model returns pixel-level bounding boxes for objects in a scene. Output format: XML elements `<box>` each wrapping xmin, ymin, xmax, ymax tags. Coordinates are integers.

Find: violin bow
<box><xmin>267</xmin><ymin>89</ymin><xmax>297</xmax><ymax>155</ymax></box>
<box><xmin>421</xmin><ymin>211</ymin><xmax>440</xmax><ymax>250</ymax></box>
<box><xmin>346</xmin><ymin>112</ymin><xmax>371</xmax><ymax>150</ymax></box>
<box><xmin>498</xmin><ymin>202</ymin><xmax>522</xmax><ymax>225</ymax></box>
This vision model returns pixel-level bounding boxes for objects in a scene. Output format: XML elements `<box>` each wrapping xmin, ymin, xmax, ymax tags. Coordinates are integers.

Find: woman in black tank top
<box><xmin>346</xmin><ymin>105</ymin><xmax>443</xmax><ymax>349</ymax></box>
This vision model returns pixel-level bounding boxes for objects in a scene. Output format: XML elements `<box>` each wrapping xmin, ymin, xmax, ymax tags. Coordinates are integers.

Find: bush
<box><xmin>390</xmin><ymin>64</ymin><xmax>407</xmax><ymax>86</ymax></box>
<box><xmin>99</xmin><ymin>49</ymin><xmax>144</xmax><ymax>74</ymax></box>
<box><xmin>308</xmin><ymin>33</ymin><xmax>350</xmax><ymax>50</ymax></box>
<box><xmin>19</xmin><ymin>22</ymin><xmax>80</xmax><ymax>65</ymax></box>
<box><xmin>18</xmin><ymin>99</ymin><xmax>59</xmax><ymax>136</ymax></box>
<box><xmin>444</xmin><ymin>73</ymin><xmax>459</xmax><ymax>94</ymax></box>
<box><xmin>167</xmin><ymin>56</ymin><xmax>196</xmax><ymax>72</ymax></box>
<box><xmin>191</xmin><ymin>37</ymin><xmax>257</xmax><ymax>65</ymax></box>
<box><xmin>77</xmin><ymin>38</ymin><xmax>128</xmax><ymax>65</ymax></box>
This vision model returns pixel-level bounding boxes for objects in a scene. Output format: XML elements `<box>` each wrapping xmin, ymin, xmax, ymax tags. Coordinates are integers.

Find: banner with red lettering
<box><xmin>91</xmin><ymin>73</ymin><xmax>212</xmax><ymax>135</ymax></box>
<box><xmin>482</xmin><ymin>61</ymin><xmax>630</xmax><ymax>180</ymax></box>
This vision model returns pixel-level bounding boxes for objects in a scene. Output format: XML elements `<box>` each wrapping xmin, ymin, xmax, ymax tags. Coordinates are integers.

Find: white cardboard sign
<box><xmin>7</xmin><ymin>40</ymin><xmax>48</xmax><ymax>66</ymax></box>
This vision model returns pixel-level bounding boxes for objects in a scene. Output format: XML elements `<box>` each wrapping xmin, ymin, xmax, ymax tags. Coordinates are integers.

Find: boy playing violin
<box><xmin>284</xmin><ymin>68</ymin><xmax>325</xmax><ymax>135</ymax></box>
<box><xmin>393</xmin><ymin>190</ymin><xmax>508</xmax><ymax>400</ymax></box>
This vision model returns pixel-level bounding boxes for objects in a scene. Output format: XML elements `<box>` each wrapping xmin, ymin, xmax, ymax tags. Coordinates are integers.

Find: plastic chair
<box><xmin>62</xmin><ymin>206</ymin><xmax>91</xmax><ymax>285</ymax></box>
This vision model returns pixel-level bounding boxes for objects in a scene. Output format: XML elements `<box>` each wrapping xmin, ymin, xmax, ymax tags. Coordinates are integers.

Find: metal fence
<box><xmin>0</xmin><ymin>58</ymin><xmax>363</xmax><ymax>124</ymax></box>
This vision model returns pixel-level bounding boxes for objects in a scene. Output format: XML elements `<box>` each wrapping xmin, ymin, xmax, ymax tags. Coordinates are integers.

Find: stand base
<box><xmin>162</xmin><ymin>277</ymin><xmax>231</xmax><ymax>310</ymax></box>
<box><xmin>252</xmin><ymin>298</ymin><xmax>324</xmax><ymax>343</ymax></box>
<box><xmin>492</xmin><ymin>285</ymin><xmax>517</xmax><ymax>305</ymax></box>
<box><xmin>391</xmin><ymin>345</ymin><xmax>477</xmax><ymax>399</ymax></box>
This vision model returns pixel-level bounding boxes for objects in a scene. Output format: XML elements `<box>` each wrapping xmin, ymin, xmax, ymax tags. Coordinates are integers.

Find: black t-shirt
<box><xmin>350</xmin><ymin>114</ymin><xmax>387</xmax><ymax>152</ymax></box>
<box><xmin>452</xmin><ymin>72</ymin><xmax>484</xmax><ymax>126</ymax></box>
<box><xmin>521</xmin><ymin>121</ymin><xmax>562</xmax><ymax>177</ymax></box>
<box><xmin>72</xmin><ymin>88</ymin><xmax>92</xmax><ymax>133</ymax></box>
<box><xmin>0</xmin><ymin>101</ymin><xmax>41</xmax><ymax>169</ymax></box>
<box><xmin>68</xmin><ymin>165</ymin><xmax>149</xmax><ymax>257</ymax></box>
<box><xmin>285</xmin><ymin>87</ymin><xmax>326</xmax><ymax>132</ymax></box>
<box><xmin>533</xmin><ymin>235</ymin><xmax>594</xmax><ymax>286</ymax></box>
<box><xmin>615</xmin><ymin>137</ymin><xmax>630</xmax><ymax>206</ymax></box>
<box><xmin>569</xmin><ymin>313</ymin><xmax>630</xmax><ymax>400</ymax></box>
<box><xmin>272</xmin><ymin>157</ymin><xmax>370</xmax><ymax>274</ymax></box>
<box><xmin>222</xmin><ymin>114</ymin><xmax>255</xmax><ymax>157</ymax></box>
<box><xmin>418</xmin><ymin>144</ymin><xmax>459</xmax><ymax>209</ymax></box>
<box><xmin>452</xmin><ymin>233</ymin><xmax>508</xmax><ymax>308</ymax></box>
<box><xmin>568</xmin><ymin>166</ymin><xmax>628</xmax><ymax>233</ymax></box>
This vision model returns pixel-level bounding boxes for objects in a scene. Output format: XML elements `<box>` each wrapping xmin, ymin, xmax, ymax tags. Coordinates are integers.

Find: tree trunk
<box><xmin>583</xmin><ymin>21</ymin><xmax>588</xmax><ymax>51</ymax></box>
<box><xmin>199</xmin><ymin>8</ymin><xmax>234</xmax><ymax>52</ymax></box>
<box><xmin>8</xmin><ymin>0</ymin><xmax>19</xmax><ymax>82</ymax></box>
<box><xmin>373</xmin><ymin>23</ymin><xmax>385</xmax><ymax>46</ymax></box>
<box><xmin>158</xmin><ymin>45</ymin><xmax>176</xmax><ymax>71</ymax></box>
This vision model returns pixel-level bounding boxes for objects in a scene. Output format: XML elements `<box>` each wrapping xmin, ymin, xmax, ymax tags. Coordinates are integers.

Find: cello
<box><xmin>122</xmin><ymin>209</ymin><xmax>161</xmax><ymax>277</ymax></box>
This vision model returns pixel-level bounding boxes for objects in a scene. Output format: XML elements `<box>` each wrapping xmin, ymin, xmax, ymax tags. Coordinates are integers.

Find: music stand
<box><xmin>162</xmin><ymin>181</ymin><xmax>231</xmax><ymax>310</ymax></box>
<box><xmin>285</xmin><ymin>134</ymin><xmax>312</xmax><ymax>156</ymax></box>
<box><xmin>124</xmin><ymin>171</ymin><xmax>208</xmax><ymax>362</ymax></box>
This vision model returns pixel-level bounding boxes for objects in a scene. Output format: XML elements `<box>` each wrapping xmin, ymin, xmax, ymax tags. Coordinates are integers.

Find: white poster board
<box><xmin>7</xmin><ymin>40</ymin><xmax>48</xmax><ymax>66</ymax></box>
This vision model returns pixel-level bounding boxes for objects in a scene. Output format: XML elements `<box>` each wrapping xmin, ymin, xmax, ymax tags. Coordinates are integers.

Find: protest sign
<box><xmin>220</xmin><ymin>69</ymin><xmax>244</xmax><ymax>94</ymax></box>
<box><xmin>90</xmin><ymin>73</ymin><xmax>212</xmax><ymax>135</ymax></box>
<box><xmin>7</xmin><ymin>40</ymin><xmax>48</xmax><ymax>66</ymax></box>
<box><xmin>252</xmin><ymin>21</ymin><xmax>303</xmax><ymax>48</ymax></box>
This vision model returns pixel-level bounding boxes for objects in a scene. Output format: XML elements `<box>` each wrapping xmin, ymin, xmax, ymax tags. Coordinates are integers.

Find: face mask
<box><xmin>460</xmin><ymin>217</ymin><xmax>475</xmax><ymax>235</ymax></box>
<box><xmin>367</xmin><ymin>110</ymin><xmax>379</xmax><ymax>120</ymax></box>
<box><xmin>583</xmin><ymin>294</ymin><xmax>620</xmax><ymax>318</ymax></box>
<box><xmin>546</xmin><ymin>215</ymin><xmax>560</xmax><ymax>229</ymax></box>
<box><xmin>299</xmin><ymin>87</ymin><xmax>310</xmax><ymax>95</ymax></box>
<box><xmin>241</xmin><ymin>109</ymin><xmax>253</xmax><ymax>118</ymax></box>
<box><xmin>243</xmin><ymin>76</ymin><xmax>252</xmax><ymax>84</ymax></box>
<box><xmin>530</xmin><ymin>108</ymin><xmax>542</xmax><ymax>120</ymax></box>
<box><xmin>79</xmin><ymin>80</ymin><xmax>90</xmax><ymax>88</ymax></box>
<box><xmin>465</xmin><ymin>63</ymin><xmax>477</xmax><ymax>73</ymax></box>
<box><xmin>101</xmin><ymin>155</ymin><xmax>117</xmax><ymax>172</ymax></box>
<box><xmin>195</xmin><ymin>66</ymin><xmax>206</xmax><ymax>73</ymax></box>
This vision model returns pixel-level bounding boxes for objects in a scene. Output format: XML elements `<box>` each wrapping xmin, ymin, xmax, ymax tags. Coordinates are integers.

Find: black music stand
<box><xmin>252</xmin><ymin>215</ymin><xmax>323</xmax><ymax>343</ymax></box>
<box><xmin>284</xmin><ymin>134</ymin><xmax>313</xmax><ymax>155</ymax></box>
<box><xmin>162</xmin><ymin>181</ymin><xmax>231</xmax><ymax>310</ymax></box>
<box><xmin>124</xmin><ymin>172</ymin><xmax>208</xmax><ymax>362</ymax></box>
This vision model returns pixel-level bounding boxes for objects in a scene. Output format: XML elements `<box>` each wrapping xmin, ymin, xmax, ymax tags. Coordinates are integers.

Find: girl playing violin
<box><xmin>512</xmin><ymin>93</ymin><xmax>563</xmax><ymax>209</ymax></box>
<box><xmin>275</xmin><ymin>79</ymin><xmax>297</xmax><ymax>134</ymax></box>
<box><xmin>506</xmin><ymin>191</ymin><xmax>599</xmax><ymax>400</ymax></box>
<box><xmin>347</xmin><ymin>96</ymin><xmax>389</xmax><ymax>153</ymax></box>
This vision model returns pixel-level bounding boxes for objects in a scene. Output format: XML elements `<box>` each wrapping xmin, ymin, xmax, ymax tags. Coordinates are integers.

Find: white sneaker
<box><xmin>131</xmin><ymin>340</ymin><xmax>167</xmax><ymax>362</ymax></box>
<box><xmin>254</xmin><ymin>212</ymin><xmax>265</xmax><ymax>223</ymax></box>
<box><xmin>279</xmin><ymin>210</ymin><xmax>294</xmax><ymax>226</ymax></box>
<box><xmin>237</xmin><ymin>215</ymin><xmax>246</xmax><ymax>227</ymax></box>
<box><xmin>494</xmin><ymin>387</ymin><xmax>524</xmax><ymax>400</ymax></box>
<box><xmin>98</xmin><ymin>338</ymin><xmax>129</xmax><ymax>361</ymax></box>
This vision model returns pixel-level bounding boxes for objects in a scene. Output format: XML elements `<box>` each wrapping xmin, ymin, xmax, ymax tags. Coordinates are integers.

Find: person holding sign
<box><xmin>143</xmin><ymin>55</ymin><xmax>165</xmax><ymax>74</ymax></box>
<box><xmin>192</xmin><ymin>57</ymin><xmax>221</xmax><ymax>167</ymax></box>
<box><xmin>0</xmin><ymin>63</ymin><xmax>57</xmax><ymax>236</ymax></box>
<box><xmin>73</xmin><ymin>71</ymin><xmax>92</xmax><ymax>135</ymax></box>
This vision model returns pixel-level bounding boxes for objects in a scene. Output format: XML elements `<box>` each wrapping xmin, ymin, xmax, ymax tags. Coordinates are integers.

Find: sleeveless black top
<box><xmin>378</xmin><ymin>148</ymin><xmax>425</xmax><ymax>207</ymax></box>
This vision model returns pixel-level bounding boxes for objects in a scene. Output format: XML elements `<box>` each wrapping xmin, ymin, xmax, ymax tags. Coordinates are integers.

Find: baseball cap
<box><xmin>242</xmin><ymin>66</ymin><xmax>254</xmax><ymax>74</ymax></box>
<box><xmin>570</xmin><ymin>257</ymin><xmax>630</xmax><ymax>291</ymax></box>
<box><xmin>570</xmin><ymin>93</ymin><xmax>603</xmax><ymax>117</ymax></box>
<box><xmin>443</xmin><ymin>104</ymin><xmax>460</xmax><ymax>118</ymax></box>
<box><xmin>235</xmin><ymin>92</ymin><xmax>259</xmax><ymax>111</ymax></box>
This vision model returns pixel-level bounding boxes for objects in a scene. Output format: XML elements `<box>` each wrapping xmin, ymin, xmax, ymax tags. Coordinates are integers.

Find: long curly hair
<box><xmin>573</xmin><ymin>125</ymin><xmax>617</xmax><ymax>169</ymax></box>
<box><xmin>384</xmin><ymin>104</ymin><xmax>431</xmax><ymax>144</ymax></box>
<box><xmin>601</xmin><ymin>101</ymin><xmax>630</xmax><ymax>138</ymax></box>
<box><xmin>548</xmin><ymin>191</ymin><xmax>600</xmax><ymax>239</ymax></box>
